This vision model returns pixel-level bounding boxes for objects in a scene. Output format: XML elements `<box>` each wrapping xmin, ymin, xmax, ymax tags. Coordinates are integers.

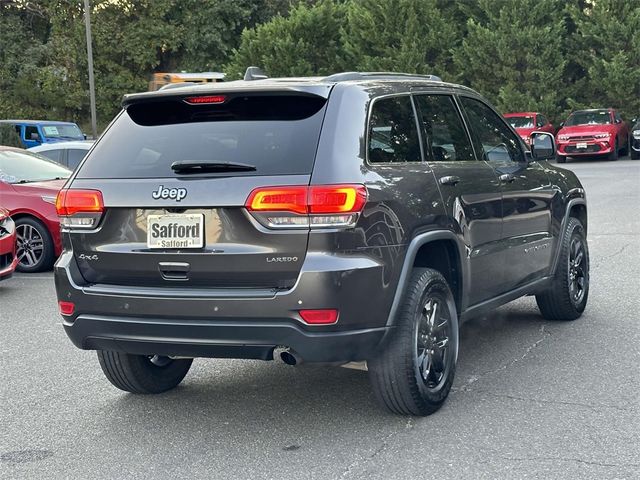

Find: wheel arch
<box><xmin>386</xmin><ymin>231</ymin><xmax>468</xmax><ymax>327</ymax></box>
<box><xmin>550</xmin><ymin>197</ymin><xmax>587</xmax><ymax>275</ymax></box>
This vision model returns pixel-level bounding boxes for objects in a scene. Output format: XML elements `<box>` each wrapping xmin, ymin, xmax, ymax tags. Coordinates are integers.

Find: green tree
<box><xmin>454</xmin><ymin>0</ymin><xmax>568</xmax><ymax>123</ymax></box>
<box><xmin>568</xmin><ymin>0</ymin><xmax>640</xmax><ymax>121</ymax></box>
<box><xmin>225</xmin><ymin>0</ymin><xmax>347</xmax><ymax>79</ymax></box>
<box><xmin>340</xmin><ymin>0</ymin><xmax>458</xmax><ymax>78</ymax></box>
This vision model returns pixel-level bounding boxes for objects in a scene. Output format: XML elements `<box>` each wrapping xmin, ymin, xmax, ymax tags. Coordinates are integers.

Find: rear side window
<box><xmin>39</xmin><ymin>149</ymin><xmax>63</xmax><ymax>163</ymax></box>
<box><xmin>25</xmin><ymin>126</ymin><xmax>38</xmax><ymax>140</ymax></box>
<box><xmin>414</xmin><ymin>95</ymin><xmax>475</xmax><ymax>161</ymax></box>
<box><xmin>77</xmin><ymin>95</ymin><xmax>327</xmax><ymax>179</ymax></box>
<box><xmin>368</xmin><ymin>96</ymin><xmax>421</xmax><ymax>163</ymax></box>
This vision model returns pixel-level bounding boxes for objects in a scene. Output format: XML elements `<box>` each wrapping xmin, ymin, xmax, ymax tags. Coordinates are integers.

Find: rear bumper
<box><xmin>55</xmin><ymin>249</ymin><xmax>395</xmax><ymax>363</ymax></box>
<box><xmin>63</xmin><ymin>314</ymin><xmax>388</xmax><ymax>362</ymax></box>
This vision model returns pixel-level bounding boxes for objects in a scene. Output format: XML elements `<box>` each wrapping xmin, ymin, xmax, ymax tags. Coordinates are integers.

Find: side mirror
<box><xmin>530</xmin><ymin>131</ymin><xmax>556</xmax><ymax>161</ymax></box>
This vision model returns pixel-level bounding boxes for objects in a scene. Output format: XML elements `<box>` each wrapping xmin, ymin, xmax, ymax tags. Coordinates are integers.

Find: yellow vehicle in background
<box><xmin>148</xmin><ymin>72</ymin><xmax>225</xmax><ymax>91</ymax></box>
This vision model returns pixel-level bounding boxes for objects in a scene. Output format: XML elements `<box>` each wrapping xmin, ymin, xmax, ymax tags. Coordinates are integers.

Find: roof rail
<box><xmin>322</xmin><ymin>72</ymin><xmax>442</xmax><ymax>82</ymax></box>
<box><xmin>244</xmin><ymin>66</ymin><xmax>268</xmax><ymax>81</ymax></box>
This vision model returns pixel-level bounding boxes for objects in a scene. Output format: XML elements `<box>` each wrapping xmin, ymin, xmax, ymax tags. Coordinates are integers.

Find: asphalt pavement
<box><xmin>1</xmin><ymin>158</ymin><xmax>639</xmax><ymax>479</ymax></box>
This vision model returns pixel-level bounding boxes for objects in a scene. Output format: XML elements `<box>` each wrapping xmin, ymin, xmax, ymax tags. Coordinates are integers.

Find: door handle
<box><xmin>439</xmin><ymin>175</ymin><xmax>461</xmax><ymax>186</ymax></box>
<box><xmin>499</xmin><ymin>173</ymin><xmax>516</xmax><ymax>183</ymax></box>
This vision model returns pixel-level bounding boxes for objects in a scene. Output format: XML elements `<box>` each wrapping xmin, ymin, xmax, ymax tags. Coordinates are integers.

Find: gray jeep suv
<box><xmin>54</xmin><ymin>72</ymin><xmax>589</xmax><ymax>416</ymax></box>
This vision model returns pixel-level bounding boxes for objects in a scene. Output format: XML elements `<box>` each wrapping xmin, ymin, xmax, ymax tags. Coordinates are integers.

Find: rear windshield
<box><xmin>506</xmin><ymin>116</ymin><xmax>534</xmax><ymax>128</ymax></box>
<box><xmin>77</xmin><ymin>94</ymin><xmax>327</xmax><ymax>179</ymax></box>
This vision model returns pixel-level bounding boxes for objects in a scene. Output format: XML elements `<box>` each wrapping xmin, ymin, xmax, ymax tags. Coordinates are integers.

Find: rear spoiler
<box><xmin>122</xmin><ymin>84</ymin><xmax>332</xmax><ymax>108</ymax></box>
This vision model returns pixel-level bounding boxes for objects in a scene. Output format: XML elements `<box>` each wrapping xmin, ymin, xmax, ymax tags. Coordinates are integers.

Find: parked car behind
<box><xmin>503</xmin><ymin>112</ymin><xmax>554</xmax><ymax>146</ymax></box>
<box><xmin>29</xmin><ymin>140</ymin><xmax>94</xmax><ymax>170</ymax></box>
<box><xmin>0</xmin><ymin>207</ymin><xmax>18</xmax><ymax>281</ymax></box>
<box><xmin>0</xmin><ymin>146</ymin><xmax>70</xmax><ymax>272</ymax></box>
<box><xmin>631</xmin><ymin>117</ymin><xmax>640</xmax><ymax>160</ymax></box>
<box><xmin>0</xmin><ymin>120</ymin><xmax>85</xmax><ymax>149</ymax></box>
<box><xmin>556</xmin><ymin>108</ymin><xmax>629</xmax><ymax>163</ymax></box>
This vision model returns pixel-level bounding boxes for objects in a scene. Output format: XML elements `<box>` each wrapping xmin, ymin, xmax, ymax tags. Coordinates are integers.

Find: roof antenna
<box><xmin>244</xmin><ymin>66</ymin><xmax>268</xmax><ymax>81</ymax></box>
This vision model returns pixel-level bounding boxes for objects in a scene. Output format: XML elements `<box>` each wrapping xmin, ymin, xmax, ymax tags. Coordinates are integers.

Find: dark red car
<box><xmin>504</xmin><ymin>112</ymin><xmax>555</xmax><ymax>147</ymax></box>
<box><xmin>556</xmin><ymin>108</ymin><xmax>630</xmax><ymax>163</ymax></box>
<box><xmin>0</xmin><ymin>207</ymin><xmax>18</xmax><ymax>280</ymax></box>
<box><xmin>0</xmin><ymin>146</ymin><xmax>70</xmax><ymax>272</ymax></box>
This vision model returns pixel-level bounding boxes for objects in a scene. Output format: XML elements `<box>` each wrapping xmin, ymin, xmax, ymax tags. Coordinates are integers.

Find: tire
<box><xmin>536</xmin><ymin>217</ymin><xmax>589</xmax><ymax>321</ymax></box>
<box><xmin>368</xmin><ymin>268</ymin><xmax>458</xmax><ymax>416</ymax></box>
<box><xmin>97</xmin><ymin>350</ymin><xmax>193</xmax><ymax>394</ymax></box>
<box><xmin>15</xmin><ymin>217</ymin><xmax>55</xmax><ymax>273</ymax></box>
<box><xmin>608</xmin><ymin>139</ymin><xmax>618</xmax><ymax>161</ymax></box>
<box><xmin>556</xmin><ymin>155</ymin><xmax>566</xmax><ymax>164</ymax></box>
<box><xmin>632</xmin><ymin>148</ymin><xmax>640</xmax><ymax>160</ymax></box>
<box><xmin>620</xmin><ymin>136</ymin><xmax>629</xmax><ymax>156</ymax></box>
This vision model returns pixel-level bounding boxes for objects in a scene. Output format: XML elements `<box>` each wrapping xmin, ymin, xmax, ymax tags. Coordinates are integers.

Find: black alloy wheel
<box><xmin>568</xmin><ymin>235</ymin><xmax>587</xmax><ymax>306</ymax></box>
<box><xmin>416</xmin><ymin>297</ymin><xmax>453</xmax><ymax>392</ymax></box>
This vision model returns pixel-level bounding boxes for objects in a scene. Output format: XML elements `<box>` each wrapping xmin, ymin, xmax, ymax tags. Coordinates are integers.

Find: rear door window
<box><xmin>67</xmin><ymin>149</ymin><xmax>87</xmax><ymax>169</ymax></box>
<box><xmin>414</xmin><ymin>95</ymin><xmax>475</xmax><ymax>161</ymax></box>
<box><xmin>368</xmin><ymin>96</ymin><xmax>421</xmax><ymax>163</ymax></box>
<box><xmin>77</xmin><ymin>95</ymin><xmax>328</xmax><ymax>179</ymax></box>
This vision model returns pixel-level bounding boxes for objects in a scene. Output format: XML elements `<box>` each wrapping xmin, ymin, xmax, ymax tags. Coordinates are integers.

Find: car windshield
<box><xmin>0</xmin><ymin>149</ymin><xmax>71</xmax><ymax>184</ymax></box>
<box><xmin>41</xmin><ymin>124</ymin><xmax>84</xmax><ymax>140</ymax></box>
<box><xmin>565</xmin><ymin>111</ymin><xmax>611</xmax><ymax>126</ymax></box>
<box><xmin>506</xmin><ymin>116</ymin><xmax>534</xmax><ymax>128</ymax></box>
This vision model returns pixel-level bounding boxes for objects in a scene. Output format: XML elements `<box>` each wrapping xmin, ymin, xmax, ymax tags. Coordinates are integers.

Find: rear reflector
<box><xmin>58</xmin><ymin>301</ymin><xmax>75</xmax><ymax>316</ymax></box>
<box><xmin>183</xmin><ymin>95</ymin><xmax>226</xmax><ymax>105</ymax></box>
<box><xmin>56</xmin><ymin>189</ymin><xmax>104</xmax><ymax>216</ymax></box>
<box><xmin>299</xmin><ymin>309</ymin><xmax>339</xmax><ymax>325</ymax></box>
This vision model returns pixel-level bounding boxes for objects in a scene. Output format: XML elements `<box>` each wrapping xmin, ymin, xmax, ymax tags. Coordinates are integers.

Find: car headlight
<box><xmin>593</xmin><ymin>133</ymin><xmax>611</xmax><ymax>139</ymax></box>
<box><xmin>558</xmin><ymin>135</ymin><xmax>570</xmax><ymax>141</ymax></box>
<box><xmin>633</xmin><ymin>130</ymin><xmax>640</xmax><ymax>139</ymax></box>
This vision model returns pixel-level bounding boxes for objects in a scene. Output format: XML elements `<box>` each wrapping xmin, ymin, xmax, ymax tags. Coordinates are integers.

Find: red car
<box><xmin>556</xmin><ymin>108</ymin><xmax>630</xmax><ymax>163</ymax></box>
<box><xmin>504</xmin><ymin>112</ymin><xmax>555</xmax><ymax>147</ymax></box>
<box><xmin>0</xmin><ymin>146</ymin><xmax>71</xmax><ymax>272</ymax></box>
<box><xmin>0</xmin><ymin>207</ymin><xmax>18</xmax><ymax>280</ymax></box>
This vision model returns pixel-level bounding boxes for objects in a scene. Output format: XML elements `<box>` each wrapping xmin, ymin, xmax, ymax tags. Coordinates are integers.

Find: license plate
<box><xmin>576</xmin><ymin>142</ymin><xmax>588</xmax><ymax>149</ymax></box>
<box><xmin>147</xmin><ymin>214</ymin><xmax>204</xmax><ymax>249</ymax></box>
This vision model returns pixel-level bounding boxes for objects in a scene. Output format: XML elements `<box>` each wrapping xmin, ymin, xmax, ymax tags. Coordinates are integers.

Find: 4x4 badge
<box><xmin>152</xmin><ymin>185</ymin><xmax>187</xmax><ymax>202</ymax></box>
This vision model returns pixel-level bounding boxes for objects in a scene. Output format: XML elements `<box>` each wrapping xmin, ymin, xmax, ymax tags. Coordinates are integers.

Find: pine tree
<box><xmin>453</xmin><ymin>0</ymin><xmax>568</xmax><ymax>123</ymax></box>
<box><xmin>568</xmin><ymin>0</ymin><xmax>640</xmax><ymax>121</ymax></box>
<box><xmin>340</xmin><ymin>0</ymin><xmax>458</xmax><ymax>79</ymax></box>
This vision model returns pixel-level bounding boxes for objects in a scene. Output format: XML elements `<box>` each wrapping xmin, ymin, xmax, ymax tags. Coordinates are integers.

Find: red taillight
<box><xmin>246</xmin><ymin>185</ymin><xmax>367</xmax><ymax>215</ymax></box>
<box><xmin>246</xmin><ymin>186</ymin><xmax>308</xmax><ymax>214</ymax></box>
<box><xmin>299</xmin><ymin>309</ymin><xmax>339</xmax><ymax>324</ymax></box>
<box><xmin>56</xmin><ymin>189</ymin><xmax>104</xmax><ymax>216</ymax></box>
<box><xmin>183</xmin><ymin>95</ymin><xmax>226</xmax><ymax>105</ymax></box>
<box><xmin>58</xmin><ymin>301</ymin><xmax>75</xmax><ymax>316</ymax></box>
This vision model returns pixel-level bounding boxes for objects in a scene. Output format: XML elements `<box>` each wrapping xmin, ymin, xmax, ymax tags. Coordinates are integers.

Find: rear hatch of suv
<box><xmin>58</xmin><ymin>86</ymin><xmax>331</xmax><ymax>290</ymax></box>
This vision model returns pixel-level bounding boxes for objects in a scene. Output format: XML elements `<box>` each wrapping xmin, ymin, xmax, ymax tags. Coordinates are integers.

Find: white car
<box><xmin>28</xmin><ymin>140</ymin><xmax>94</xmax><ymax>170</ymax></box>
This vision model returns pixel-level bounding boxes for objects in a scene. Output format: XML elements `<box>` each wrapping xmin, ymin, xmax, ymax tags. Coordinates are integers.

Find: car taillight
<box><xmin>56</xmin><ymin>189</ymin><xmax>104</xmax><ymax>229</ymax></box>
<box><xmin>245</xmin><ymin>185</ymin><xmax>367</xmax><ymax>229</ymax></box>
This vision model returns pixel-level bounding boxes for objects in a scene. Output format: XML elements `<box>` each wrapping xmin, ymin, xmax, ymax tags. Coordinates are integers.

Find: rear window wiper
<box><xmin>170</xmin><ymin>161</ymin><xmax>257</xmax><ymax>173</ymax></box>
